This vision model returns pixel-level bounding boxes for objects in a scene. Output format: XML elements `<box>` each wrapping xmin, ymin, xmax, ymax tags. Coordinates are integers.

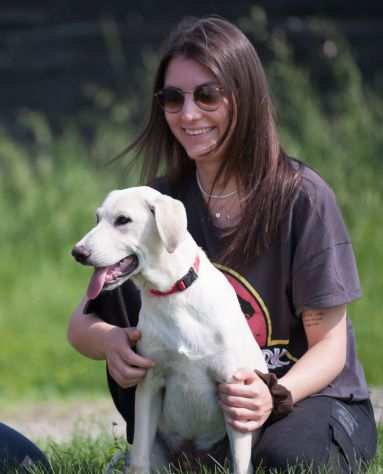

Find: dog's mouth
<box><xmin>86</xmin><ymin>254</ymin><xmax>139</xmax><ymax>300</ymax></box>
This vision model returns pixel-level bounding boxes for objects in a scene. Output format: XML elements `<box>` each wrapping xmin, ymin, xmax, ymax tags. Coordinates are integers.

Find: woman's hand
<box><xmin>67</xmin><ymin>298</ymin><xmax>155</xmax><ymax>389</ymax></box>
<box><xmin>218</xmin><ymin>370</ymin><xmax>273</xmax><ymax>433</ymax></box>
<box><xmin>104</xmin><ymin>326</ymin><xmax>155</xmax><ymax>389</ymax></box>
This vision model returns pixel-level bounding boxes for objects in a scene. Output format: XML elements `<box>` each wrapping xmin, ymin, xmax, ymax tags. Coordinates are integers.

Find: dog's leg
<box><xmin>225</xmin><ymin>420</ymin><xmax>254</xmax><ymax>474</ymax></box>
<box><xmin>128</xmin><ymin>372</ymin><xmax>164</xmax><ymax>474</ymax></box>
<box><xmin>150</xmin><ymin>435</ymin><xmax>170</xmax><ymax>471</ymax></box>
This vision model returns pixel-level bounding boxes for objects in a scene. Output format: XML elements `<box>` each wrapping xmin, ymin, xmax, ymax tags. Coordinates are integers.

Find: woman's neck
<box><xmin>195</xmin><ymin>164</ymin><xmax>243</xmax><ymax>229</ymax></box>
<box><xmin>195</xmin><ymin>164</ymin><xmax>237</xmax><ymax>198</ymax></box>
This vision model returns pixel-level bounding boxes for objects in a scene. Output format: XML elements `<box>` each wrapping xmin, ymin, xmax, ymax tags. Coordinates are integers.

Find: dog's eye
<box><xmin>114</xmin><ymin>215</ymin><xmax>132</xmax><ymax>226</ymax></box>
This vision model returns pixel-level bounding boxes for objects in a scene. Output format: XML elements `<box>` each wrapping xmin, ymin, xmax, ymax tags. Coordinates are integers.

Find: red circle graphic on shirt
<box><xmin>216</xmin><ymin>266</ymin><xmax>269</xmax><ymax>347</ymax></box>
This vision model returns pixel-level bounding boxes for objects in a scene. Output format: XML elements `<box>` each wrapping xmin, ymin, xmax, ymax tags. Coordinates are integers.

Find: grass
<box><xmin>0</xmin><ymin>123</ymin><xmax>141</xmax><ymax>401</ymax></box>
<box><xmin>3</xmin><ymin>426</ymin><xmax>382</xmax><ymax>473</ymax></box>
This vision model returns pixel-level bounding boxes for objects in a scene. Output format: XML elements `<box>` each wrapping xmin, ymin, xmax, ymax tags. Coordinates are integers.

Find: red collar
<box><xmin>149</xmin><ymin>255</ymin><xmax>200</xmax><ymax>297</ymax></box>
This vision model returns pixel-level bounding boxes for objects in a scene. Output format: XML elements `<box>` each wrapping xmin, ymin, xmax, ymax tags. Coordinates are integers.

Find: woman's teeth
<box><xmin>184</xmin><ymin>127</ymin><xmax>213</xmax><ymax>136</ymax></box>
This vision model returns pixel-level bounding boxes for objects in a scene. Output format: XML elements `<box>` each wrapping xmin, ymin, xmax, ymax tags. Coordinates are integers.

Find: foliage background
<box><xmin>0</xmin><ymin>7</ymin><xmax>382</xmax><ymax>403</ymax></box>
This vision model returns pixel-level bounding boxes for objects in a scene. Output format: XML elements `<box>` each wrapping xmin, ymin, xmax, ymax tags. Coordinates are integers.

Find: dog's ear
<box><xmin>152</xmin><ymin>195</ymin><xmax>187</xmax><ymax>253</ymax></box>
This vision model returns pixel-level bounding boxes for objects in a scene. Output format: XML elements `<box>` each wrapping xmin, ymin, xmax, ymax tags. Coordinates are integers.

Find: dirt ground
<box><xmin>0</xmin><ymin>398</ymin><xmax>126</xmax><ymax>443</ymax></box>
<box><xmin>0</xmin><ymin>388</ymin><xmax>382</xmax><ymax>444</ymax></box>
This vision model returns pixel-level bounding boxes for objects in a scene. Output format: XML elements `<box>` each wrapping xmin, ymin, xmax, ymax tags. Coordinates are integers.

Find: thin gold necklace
<box><xmin>195</xmin><ymin>171</ymin><xmax>237</xmax><ymax>199</ymax></box>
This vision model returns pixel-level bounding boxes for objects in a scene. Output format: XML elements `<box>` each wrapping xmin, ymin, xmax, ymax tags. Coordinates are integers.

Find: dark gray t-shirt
<box><xmin>86</xmin><ymin>160</ymin><xmax>369</xmax><ymax>428</ymax></box>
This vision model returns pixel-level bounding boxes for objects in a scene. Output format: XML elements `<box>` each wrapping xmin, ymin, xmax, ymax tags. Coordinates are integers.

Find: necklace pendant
<box><xmin>215</xmin><ymin>212</ymin><xmax>221</xmax><ymax>218</ymax></box>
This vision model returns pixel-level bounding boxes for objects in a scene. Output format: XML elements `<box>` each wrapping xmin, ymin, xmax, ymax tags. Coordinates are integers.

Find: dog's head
<box><xmin>72</xmin><ymin>186</ymin><xmax>188</xmax><ymax>299</ymax></box>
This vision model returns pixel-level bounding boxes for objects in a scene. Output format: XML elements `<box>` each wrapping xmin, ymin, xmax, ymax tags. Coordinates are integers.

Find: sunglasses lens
<box><xmin>195</xmin><ymin>85</ymin><xmax>223</xmax><ymax>111</ymax></box>
<box><xmin>156</xmin><ymin>85</ymin><xmax>223</xmax><ymax>112</ymax></box>
<box><xmin>158</xmin><ymin>88</ymin><xmax>184</xmax><ymax>112</ymax></box>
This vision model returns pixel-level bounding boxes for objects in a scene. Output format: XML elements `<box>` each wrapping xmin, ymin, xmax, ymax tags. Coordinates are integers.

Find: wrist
<box><xmin>255</xmin><ymin>370</ymin><xmax>294</xmax><ymax>423</ymax></box>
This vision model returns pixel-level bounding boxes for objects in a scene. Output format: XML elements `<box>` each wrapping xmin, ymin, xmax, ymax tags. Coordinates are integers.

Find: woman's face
<box><xmin>162</xmin><ymin>56</ymin><xmax>231</xmax><ymax>165</ymax></box>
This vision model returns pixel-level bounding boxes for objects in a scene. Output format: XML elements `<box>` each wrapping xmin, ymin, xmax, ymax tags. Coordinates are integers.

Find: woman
<box><xmin>68</xmin><ymin>16</ymin><xmax>377</xmax><ymax>472</ymax></box>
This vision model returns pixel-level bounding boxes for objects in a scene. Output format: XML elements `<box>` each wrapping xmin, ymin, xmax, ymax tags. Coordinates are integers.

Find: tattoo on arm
<box><xmin>302</xmin><ymin>310</ymin><xmax>325</xmax><ymax>328</ymax></box>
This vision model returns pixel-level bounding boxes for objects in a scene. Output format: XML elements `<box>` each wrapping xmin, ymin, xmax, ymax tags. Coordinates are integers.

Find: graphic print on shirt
<box><xmin>215</xmin><ymin>263</ymin><xmax>297</xmax><ymax>371</ymax></box>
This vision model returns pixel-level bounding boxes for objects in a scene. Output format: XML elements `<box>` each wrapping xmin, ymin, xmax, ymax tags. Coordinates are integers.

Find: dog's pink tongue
<box><xmin>87</xmin><ymin>268</ymin><xmax>108</xmax><ymax>300</ymax></box>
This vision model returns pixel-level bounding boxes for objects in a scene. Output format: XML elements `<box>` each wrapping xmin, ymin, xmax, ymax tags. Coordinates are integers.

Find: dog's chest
<box><xmin>137</xmin><ymin>305</ymin><xmax>225</xmax><ymax>363</ymax></box>
<box><xmin>158</xmin><ymin>364</ymin><xmax>225</xmax><ymax>450</ymax></box>
<box><xmin>136</xmin><ymin>306</ymin><xmax>233</xmax><ymax>448</ymax></box>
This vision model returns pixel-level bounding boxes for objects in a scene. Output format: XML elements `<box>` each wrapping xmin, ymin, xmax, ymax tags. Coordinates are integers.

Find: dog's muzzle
<box><xmin>71</xmin><ymin>244</ymin><xmax>92</xmax><ymax>265</ymax></box>
<box><xmin>72</xmin><ymin>244</ymin><xmax>139</xmax><ymax>300</ymax></box>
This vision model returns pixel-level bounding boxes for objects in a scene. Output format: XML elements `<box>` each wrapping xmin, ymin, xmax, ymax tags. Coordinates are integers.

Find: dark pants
<box><xmin>159</xmin><ymin>397</ymin><xmax>377</xmax><ymax>473</ymax></box>
<box><xmin>252</xmin><ymin>396</ymin><xmax>377</xmax><ymax>473</ymax></box>
<box><xmin>0</xmin><ymin>423</ymin><xmax>51</xmax><ymax>473</ymax></box>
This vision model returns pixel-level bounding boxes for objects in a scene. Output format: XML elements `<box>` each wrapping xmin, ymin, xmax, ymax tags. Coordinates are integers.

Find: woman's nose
<box><xmin>180</xmin><ymin>94</ymin><xmax>201</xmax><ymax>120</ymax></box>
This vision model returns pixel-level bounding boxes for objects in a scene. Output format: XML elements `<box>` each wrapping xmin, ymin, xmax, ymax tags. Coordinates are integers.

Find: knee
<box><xmin>252</xmin><ymin>439</ymin><xmax>319</xmax><ymax>472</ymax></box>
<box><xmin>0</xmin><ymin>423</ymin><xmax>51</xmax><ymax>472</ymax></box>
<box><xmin>253</xmin><ymin>445</ymin><xmax>297</xmax><ymax>472</ymax></box>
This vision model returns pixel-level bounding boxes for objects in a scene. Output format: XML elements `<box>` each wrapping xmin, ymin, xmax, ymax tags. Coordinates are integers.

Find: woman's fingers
<box><xmin>217</xmin><ymin>369</ymin><xmax>273</xmax><ymax>433</ymax></box>
<box><xmin>104</xmin><ymin>325</ymin><xmax>155</xmax><ymax>388</ymax></box>
<box><xmin>219</xmin><ymin>384</ymin><xmax>256</xmax><ymax>399</ymax></box>
<box><xmin>220</xmin><ymin>403</ymin><xmax>263</xmax><ymax>421</ymax></box>
<box><xmin>108</xmin><ymin>355</ymin><xmax>148</xmax><ymax>388</ymax></box>
<box><xmin>219</xmin><ymin>393</ymin><xmax>259</xmax><ymax>410</ymax></box>
<box><xmin>125</xmin><ymin>327</ymin><xmax>144</xmax><ymax>347</ymax></box>
<box><xmin>225</xmin><ymin>418</ymin><xmax>261</xmax><ymax>433</ymax></box>
<box><xmin>120</xmin><ymin>348</ymin><xmax>155</xmax><ymax>369</ymax></box>
<box><xmin>220</xmin><ymin>396</ymin><xmax>272</xmax><ymax>433</ymax></box>
<box><xmin>218</xmin><ymin>370</ymin><xmax>270</xmax><ymax>401</ymax></box>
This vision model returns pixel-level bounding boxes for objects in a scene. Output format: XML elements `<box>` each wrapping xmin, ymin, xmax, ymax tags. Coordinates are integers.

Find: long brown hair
<box><xmin>126</xmin><ymin>16</ymin><xmax>301</xmax><ymax>265</ymax></box>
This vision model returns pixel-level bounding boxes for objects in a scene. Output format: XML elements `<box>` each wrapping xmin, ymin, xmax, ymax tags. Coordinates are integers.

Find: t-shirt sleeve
<box><xmin>291</xmin><ymin>177</ymin><xmax>361</xmax><ymax>313</ymax></box>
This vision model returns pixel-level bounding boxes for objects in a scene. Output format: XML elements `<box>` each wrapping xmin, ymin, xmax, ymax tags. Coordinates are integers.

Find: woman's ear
<box><xmin>152</xmin><ymin>195</ymin><xmax>188</xmax><ymax>253</ymax></box>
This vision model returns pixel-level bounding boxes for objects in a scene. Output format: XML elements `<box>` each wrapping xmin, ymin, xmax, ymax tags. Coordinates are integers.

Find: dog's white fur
<box><xmin>74</xmin><ymin>186</ymin><xmax>268</xmax><ymax>474</ymax></box>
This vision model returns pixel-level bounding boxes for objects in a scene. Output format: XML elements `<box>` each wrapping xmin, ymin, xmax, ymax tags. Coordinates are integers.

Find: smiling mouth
<box><xmin>184</xmin><ymin>127</ymin><xmax>214</xmax><ymax>136</ymax></box>
<box><xmin>86</xmin><ymin>255</ymin><xmax>139</xmax><ymax>300</ymax></box>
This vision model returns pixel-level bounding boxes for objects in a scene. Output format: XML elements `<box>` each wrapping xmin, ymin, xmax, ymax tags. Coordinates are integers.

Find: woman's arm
<box><xmin>218</xmin><ymin>304</ymin><xmax>347</xmax><ymax>432</ymax></box>
<box><xmin>67</xmin><ymin>296</ymin><xmax>154</xmax><ymax>387</ymax></box>
<box><xmin>67</xmin><ymin>297</ymin><xmax>120</xmax><ymax>359</ymax></box>
<box><xmin>278</xmin><ymin>304</ymin><xmax>347</xmax><ymax>403</ymax></box>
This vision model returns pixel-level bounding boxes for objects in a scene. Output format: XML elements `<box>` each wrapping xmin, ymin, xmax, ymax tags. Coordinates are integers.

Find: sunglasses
<box><xmin>155</xmin><ymin>83</ymin><xmax>225</xmax><ymax>113</ymax></box>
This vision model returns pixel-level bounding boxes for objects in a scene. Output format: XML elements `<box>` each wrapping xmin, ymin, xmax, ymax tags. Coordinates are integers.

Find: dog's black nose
<box><xmin>71</xmin><ymin>244</ymin><xmax>91</xmax><ymax>264</ymax></box>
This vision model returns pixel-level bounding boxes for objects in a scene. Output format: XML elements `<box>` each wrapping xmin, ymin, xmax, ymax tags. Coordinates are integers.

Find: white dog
<box><xmin>72</xmin><ymin>186</ymin><xmax>267</xmax><ymax>474</ymax></box>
